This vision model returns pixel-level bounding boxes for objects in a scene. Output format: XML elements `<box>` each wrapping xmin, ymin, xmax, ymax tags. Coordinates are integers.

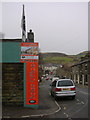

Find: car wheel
<box><xmin>54</xmin><ymin>94</ymin><xmax>58</xmax><ymax>100</ymax></box>
<box><xmin>72</xmin><ymin>96</ymin><xmax>75</xmax><ymax>100</ymax></box>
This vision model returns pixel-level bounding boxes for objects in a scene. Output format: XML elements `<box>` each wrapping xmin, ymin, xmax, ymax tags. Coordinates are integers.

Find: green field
<box><xmin>41</xmin><ymin>51</ymin><xmax>89</xmax><ymax>66</ymax></box>
<box><xmin>43</xmin><ymin>57</ymin><xmax>76</xmax><ymax>65</ymax></box>
<box><xmin>43</xmin><ymin>57</ymin><xmax>73</xmax><ymax>61</ymax></box>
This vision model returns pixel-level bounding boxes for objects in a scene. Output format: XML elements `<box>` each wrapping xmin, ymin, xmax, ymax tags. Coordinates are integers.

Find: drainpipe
<box><xmin>74</xmin><ymin>74</ymin><xmax>76</xmax><ymax>83</ymax></box>
<box><xmin>82</xmin><ymin>74</ymin><xmax>84</xmax><ymax>85</ymax></box>
<box><xmin>78</xmin><ymin>74</ymin><xmax>80</xmax><ymax>84</ymax></box>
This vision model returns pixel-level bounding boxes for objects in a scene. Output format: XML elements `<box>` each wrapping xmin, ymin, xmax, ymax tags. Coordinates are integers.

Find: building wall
<box><xmin>2</xmin><ymin>41</ymin><xmax>40</xmax><ymax>106</ymax></box>
<box><xmin>2</xmin><ymin>41</ymin><xmax>24</xmax><ymax>105</ymax></box>
<box><xmin>2</xmin><ymin>63</ymin><xmax>24</xmax><ymax>105</ymax></box>
<box><xmin>2</xmin><ymin>42</ymin><xmax>21</xmax><ymax>62</ymax></box>
<box><xmin>71</xmin><ymin>61</ymin><xmax>90</xmax><ymax>85</ymax></box>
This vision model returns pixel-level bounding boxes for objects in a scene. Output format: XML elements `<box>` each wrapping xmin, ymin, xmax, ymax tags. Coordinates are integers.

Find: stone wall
<box><xmin>2</xmin><ymin>63</ymin><xmax>24</xmax><ymax>105</ymax></box>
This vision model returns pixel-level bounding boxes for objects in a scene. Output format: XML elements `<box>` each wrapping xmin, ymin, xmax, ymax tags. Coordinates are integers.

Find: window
<box><xmin>76</xmin><ymin>74</ymin><xmax>78</xmax><ymax>80</ymax></box>
<box><xmin>57</xmin><ymin>80</ymin><xmax>73</xmax><ymax>87</ymax></box>
<box><xmin>85</xmin><ymin>74</ymin><xmax>88</xmax><ymax>82</ymax></box>
<box><xmin>85</xmin><ymin>64</ymin><xmax>87</xmax><ymax>70</ymax></box>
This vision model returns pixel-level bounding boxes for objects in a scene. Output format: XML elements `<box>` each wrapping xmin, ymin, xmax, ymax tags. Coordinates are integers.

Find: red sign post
<box><xmin>20</xmin><ymin>42</ymin><xmax>39</xmax><ymax>106</ymax></box>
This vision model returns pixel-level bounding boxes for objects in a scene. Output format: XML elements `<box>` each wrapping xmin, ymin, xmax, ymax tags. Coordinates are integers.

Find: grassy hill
<box><xmin>40</xmin><ymin>51</ymin><xmax>89</xmax><ymax>66</ymax></box>
<box><xmin>41</xmin><ymin>52</ymin><xmax>67</xmax><ymax>58</ymax></box>
<box><xmin>43</xmin><ymin>56</ymin><xmax>73</xmax><ymax>65</ymax></box>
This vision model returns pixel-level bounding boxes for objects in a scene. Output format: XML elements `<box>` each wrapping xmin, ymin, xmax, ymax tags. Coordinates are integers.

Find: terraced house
<box><xmin>71</xmin><ymin>53</ymin><xmax>90</xmax><ymax>85</ymax></box>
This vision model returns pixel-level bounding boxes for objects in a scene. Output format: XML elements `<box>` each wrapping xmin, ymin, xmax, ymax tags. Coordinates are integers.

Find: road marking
<box><xmin>77</xmin><ymin>102</ymin><xmax>82</xmax><ymax>104</ymax></box>
<box><xmin>79</xmin><ymin>91</ymin><xmax>88</xmax><ymax>95</ymax></box>
<box><xmin>68</xmin><ymin>118</ymin><xmax>72</xmax><ymax>120</ymax></box>
<box><xmin>54</xmin><ymin>101</ymin><xmax>61</xmax><ymax>113</ymax></box>
<box><xmin>70</xmin><ymin>96</ymin><xmax>88</xmax><ymax>117</ymax></box>
<box><xmin>31</xmin><ymin>101</ymin><xmax>61</xmax><ymax>117</ymax></box>
<box><xmin>22</xmin><ymin>99</ymin><xmax>61</xmax><ymax>118</ymax></box>
<box><xmin>76</xmin><ymin>99</ymin><xmax>85</xmax><ymax>105</ymax></box>
<box><xmin>81</xmin><ymin>101</ymin><xmax>84</xmax><ymax>104</ymax></box>
<box><xmin>3</xmin><ymin>116</ymin><xmax>10</xmax><ymax>118</ymax></box>
<box><xmin>64</xmin><ymin>112</ymin><xmax>72</xmax><ymax>120</ymax></box>
<box><xmin>22</xmin><ymin>115</ymin><xmax>30</xmax><ymax>118</ymax></box>
<box><xmin>63</xmin><ymin>107</ymin><xmax>67</xmax><ymax>110</ymax></box>
<box><xmin>76</xmin><ymin>99</ymin><xmax>79</xmax><ymax>101</ymax></box>
<box><xmin>66</xmin><ymin>114</ymin><xmax>69</xmax><ymax>117</ymax></box>
<box><xmin>64</xmin><ymin>113</ymin><xmax>69</xmax><ymax>118</ymax></box>
<box><xmin>76</xmin><ymin>99</ymin><xmax>83</xmax><ymax>104</ymax></box>
<box><xmin>31</xmin><ymin>114</ymin><xmax>44</xmax><ymax>117</ymax></box>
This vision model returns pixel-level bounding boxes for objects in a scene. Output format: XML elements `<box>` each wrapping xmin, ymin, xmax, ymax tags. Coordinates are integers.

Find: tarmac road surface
<box><xmin>2</xmin><ymin>77</ymin><xmax>89</xmax><ymax>120</ymax></box>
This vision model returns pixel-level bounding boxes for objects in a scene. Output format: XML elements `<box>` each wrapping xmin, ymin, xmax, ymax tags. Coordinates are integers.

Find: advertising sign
<box><xmin>20</xmin><ymin>42</ymin><xmax>39</xmax><ymax>62</ymax></box>
<box><xmin>20</xmin><ymin>42</ymin><xmax>39</xmax><ymax>106</ymax></box>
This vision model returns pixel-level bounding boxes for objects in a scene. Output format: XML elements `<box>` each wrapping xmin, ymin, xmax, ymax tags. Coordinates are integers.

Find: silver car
<box><xmin>50</xmin><ymin>79</ymin><xmax>76</xmax><ymax>99</ymax></box>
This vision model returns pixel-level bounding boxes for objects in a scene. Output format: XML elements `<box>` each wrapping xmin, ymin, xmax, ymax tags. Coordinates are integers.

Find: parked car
<box><xmin>49</xmin><ymin>76</ymin><xmax>53</xmax><ymax>80</ymax></box>
<box><xmin>50</xmin><ymin>79</ymin><xmax>76</xmax><ymax>99</ymax></box>
<box><xmin>51</xmin><ymin>77</ymin><xmax>59</xmax><ymax>82</ymax></box>
<box><xmin>45</xmin><ymin>77</ymin><xmax>49</xmax><ymax>80</ymax></box>
<box><xmin>38</xmin><ymin>77</ymin><xmax>42</xmax><ymax>83</ymax></box>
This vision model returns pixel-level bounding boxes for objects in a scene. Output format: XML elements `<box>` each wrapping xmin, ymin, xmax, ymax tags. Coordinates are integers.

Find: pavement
<box><xmin>2</xmin><ymin>80</ymin><xmax>61</xmax><ymax>118</ymax></box>
<box><xmin>75</xmin><ymin>83</ymin><xmax>88</xmax><ymax>88</ymax></box>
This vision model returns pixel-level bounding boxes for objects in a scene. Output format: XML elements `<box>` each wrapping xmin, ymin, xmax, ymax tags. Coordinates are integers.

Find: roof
<box><xmin>71</xmin><ymin>59</ymin><xmax>90</xmax><ymax>67</ymax></box>
<box><xmin>0</xmin><ymin>39</ymin><xmax>22</xmax><ymax>42</ymax></box>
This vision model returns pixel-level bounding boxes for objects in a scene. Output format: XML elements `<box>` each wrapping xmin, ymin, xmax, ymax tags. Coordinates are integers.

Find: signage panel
<box><xmin>26</xmin><ymin>62</ymin><xmax>38</xmax><ymax>105</ymax></box>
<box><xmin>21</xmin><ymin>42</ymin><xmax>39</xmax><ymax>62</ymax></box>
<box><xmin>20</xmin><ymin>42</ymin><xmax>39</xmax><ymax>106</ymax></box>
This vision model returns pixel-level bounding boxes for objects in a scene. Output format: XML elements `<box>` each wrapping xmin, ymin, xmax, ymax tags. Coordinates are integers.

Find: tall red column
<box><xmin>20</xmin><ymin>42</ymin><xmax>39</xmax><ymax>106</ymax></box>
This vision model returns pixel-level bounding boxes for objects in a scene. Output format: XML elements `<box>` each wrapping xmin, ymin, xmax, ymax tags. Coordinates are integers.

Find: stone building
<box><xmin>71</xmin><ymin>57</ymin><xmax>90</xmax><ymax>85</ymax></box>
<box><xmin>1</xmin><ymin>39</ymin><xmax>24</xmax><ymax>105</ymax></box>
<box><xmin>1</xmin><ymin>38</ymin><xmax>41</xmax><ymax>105</ymax></box>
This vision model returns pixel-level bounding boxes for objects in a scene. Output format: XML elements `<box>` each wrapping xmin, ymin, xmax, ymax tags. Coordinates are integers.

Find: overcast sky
<box><xmin>0</xmin><ymin>1</ymin><xmax>88</xmax><ymax>55</ymax></box>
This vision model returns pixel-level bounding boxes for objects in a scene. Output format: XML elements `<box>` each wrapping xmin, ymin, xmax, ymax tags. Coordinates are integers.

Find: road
<box><xmin>2</xmin><ymin>77</ymin><xmax>88</xmax><ymax>119</ymax></box>
<box><xmin>42</xmin><ymin>78</ymin><xmax>88</xmax><ymax>119</ymax></box>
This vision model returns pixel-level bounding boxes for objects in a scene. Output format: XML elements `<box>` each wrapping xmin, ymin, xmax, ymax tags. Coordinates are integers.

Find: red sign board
<box><xmin>20</xmin><ymin>42</ymin><xmax>39</xmax><ymax>62</ymax></box>
<box><xmin>20</xmin><ymin>42</ymin><xmax>39</xmax><ymax>106</ymax></box>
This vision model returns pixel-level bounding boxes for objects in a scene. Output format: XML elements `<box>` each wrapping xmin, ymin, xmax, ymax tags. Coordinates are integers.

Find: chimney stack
<box><xmin>27</xmin><ymin>29</ymin><xmax>34</xmax><ymax>42</ymax></box>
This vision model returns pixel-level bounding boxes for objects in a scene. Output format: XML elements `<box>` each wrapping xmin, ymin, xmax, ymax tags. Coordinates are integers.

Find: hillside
<box><xmin>40</xmin><ymin>52</ymin><xmax>67</xmax><ymax>58</ymax></box>
<box><xmin>40</xmin><ymin>51</ymin><xmax>89</xmax><ymax>66</ymax></box>
<box><xmin>76</xmin><ymin>51</ymin><xmax>89</xmax><ymax>58</ymax></box>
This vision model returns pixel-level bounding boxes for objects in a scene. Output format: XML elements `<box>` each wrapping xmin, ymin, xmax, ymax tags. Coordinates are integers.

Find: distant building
<box><xmin>71</xmin><ymin>55</ymin><xmax>90</xmax><ymax>85</ymax></box>
<box><xmin>56</xmin><ymin>64</ymin><xmax>71</xmax><ymax>79</ymax></box>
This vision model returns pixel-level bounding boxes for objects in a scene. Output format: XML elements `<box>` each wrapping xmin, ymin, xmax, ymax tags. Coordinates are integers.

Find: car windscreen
<box><xmin>57</xmin><ymin>80</ymin><xmax>73</xmax><ymax>87</ymax></box>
